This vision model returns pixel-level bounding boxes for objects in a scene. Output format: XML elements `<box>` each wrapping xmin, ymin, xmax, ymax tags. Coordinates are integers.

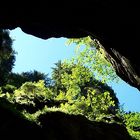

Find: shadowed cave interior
<box><xmin>0</xmin><ymin>3</ymin><xmax>140</xmax><ymax>139</ymax></box>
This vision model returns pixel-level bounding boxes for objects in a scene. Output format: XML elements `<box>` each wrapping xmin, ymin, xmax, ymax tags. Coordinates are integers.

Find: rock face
<box><xmin>38</xmin><ymin>111</ymin><xmax>132</xmax><ymax>140</ymax></box>
<box><xmin>0</xmin><ymin>1</ymin><xmax>140</xmax><ymax>90</ymax></box>
<box><xmin>0</xmin><ymin>98</ymin><xmax>131</xmax><ymax>140</ymax></box>
<box><xmin>0</xmin><ymin>3</ymin><xmax>138</xmax><ymax>139</ymax></box>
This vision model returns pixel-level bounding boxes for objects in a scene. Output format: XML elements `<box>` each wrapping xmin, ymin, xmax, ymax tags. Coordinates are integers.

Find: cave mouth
<box><xmin>0</xmin><ymin>27</ymin><xmax>140</xmax><ymax>139</ymax></box>
<box><xmin>6</xmin><ymin>27</ymin><xmax>139</xmax><ymax>113</ymax></box>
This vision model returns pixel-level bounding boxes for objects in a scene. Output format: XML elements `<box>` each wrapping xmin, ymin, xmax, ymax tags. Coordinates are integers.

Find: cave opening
<box><xmin>3</xmin><ymin>27</ymin><xmax>138</xmax><ymax>113</ymax></box>
<box><xmin>0</xmin><ymin>27</ymin><xmax>140</xmax><ymax>139</ymax></box>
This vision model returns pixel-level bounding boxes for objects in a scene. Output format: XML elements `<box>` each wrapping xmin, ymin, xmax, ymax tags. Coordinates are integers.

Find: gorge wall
<box><xmin>0</xmin><ymin>1</ymin><xmax>140</xmax><ymax>90</ymax></box>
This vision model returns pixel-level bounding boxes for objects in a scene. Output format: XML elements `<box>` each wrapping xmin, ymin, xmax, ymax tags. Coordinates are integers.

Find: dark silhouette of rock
<box><xmin>0</xmin><ymin>98</ymin><xmax>132</xmax><ymax>140</ymax></box>
<box><xmin>0</xmin><ymin>1</ymin><xmax>140</xmax><ymax>90</ymax></box>
<box><xmin>0</xmin><ymin>2</ymin><xmax>139</xmax><ymax>139</ymax></box>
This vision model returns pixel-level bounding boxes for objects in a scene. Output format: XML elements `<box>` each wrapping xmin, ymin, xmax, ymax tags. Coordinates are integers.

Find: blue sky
<box><xmin>9</xmin><ymin>27</ymin><xmax>140</xmax><ymax>112</ymax></box>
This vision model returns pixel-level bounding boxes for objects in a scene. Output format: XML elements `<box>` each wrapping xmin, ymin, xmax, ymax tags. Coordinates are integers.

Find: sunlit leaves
<box><xmin>66</xmin><ymin>36</ymin><xmax>120</xmax><ymax>83</ymax></box>
<box><xmin>123</xmin><ymin>112</ymin><xmax>140</xmax><ymax>139</ymax></box>
<box><xmin>54</xmin><ymin>37</ymin><xmax>120</xmax><ymax>120</ymax></box>
<box><xmin>52</xmin><ymin>60</ymin><xmax>118</xmax><ymax>121</ymax></box>
<box><xmin>124</xmin><ymin>112</ymin><xmax>140</xmax><ymax>129</ymax></box>
<box><xmin>0</xmin><ymin>35</ymin><xmax>121</xmax><ymax>127</ymax></box>
<box><xmin>13</xmin><ymin>80</ymin><xmax>53</xmax><ymax>106</ymax></box>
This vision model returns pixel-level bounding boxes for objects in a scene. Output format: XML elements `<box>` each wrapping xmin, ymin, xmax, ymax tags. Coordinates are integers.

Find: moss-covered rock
<box><xmin>38</xmin><ymin>111</ymin><xmax>132</xmax><ymax>140</ymax></box>
<box><xmin>0</xmin><ymin>99</ymin><xmax>132</xmax><ymax>140</ymax></box>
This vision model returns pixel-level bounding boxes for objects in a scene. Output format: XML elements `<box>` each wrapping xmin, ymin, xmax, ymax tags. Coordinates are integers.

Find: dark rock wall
<box><xmin>0</xmin><ymin>1</ymin><xmax>140</xmax><ymax>90</ymax></box>
<box><xmin>0</xmin><ymin>98</ymin><xmax>132</xmax><ymax>140</ymax></box>
<box><xmin>38</xmin><ymin>111</ymin><xmax>132</xmax><ymax>140</ymax></box>
<box><xmin>0</xmin><ymin>2</ymin><xmax>138</xmax><ymax>139</ymax></box>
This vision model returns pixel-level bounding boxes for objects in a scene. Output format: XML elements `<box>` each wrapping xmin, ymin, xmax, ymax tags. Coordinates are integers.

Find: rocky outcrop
<box><xmin>38</xmin><ymin>111</ymin><xmax>132</xmax><ymax>140</ymax></box>
<box><xmin>0</xmin><ymin>98</ymin><xmax>131</xmax><ymax>140</ymax></box>
<box><xmin>0</xmin><ymin>1</ymin><xmax>140</xmax><ymax>91</ymax></box>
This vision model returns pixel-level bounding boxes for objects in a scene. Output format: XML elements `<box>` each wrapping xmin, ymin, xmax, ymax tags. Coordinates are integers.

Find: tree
<box><xmin>51</xmin><ymin>60</ymin><xmax>64</xmax><ymax>92</ymax></box>
<box><xmin>7</xmin><ymin>70</ymin><xmax>51</xmax><ymax>88</ymax></box>
<box><xmin>66</xmin><ymin>36</ymin><xmax>119</xmax><ymax>83</ymax></box>
<box><xmin>51</xmin><ymin>36</ymin><xmax>121</xmax><ymax>121</ymax></box>
<box><xmin>51</xmin><ymin>60</ymin><xmax>73</xmax><ymax>94</ymax></box>
<box><xmin>9</xmin><ymin>80</ymin><xmax>54</xmax><ymax>113</ymax></box>
<box><xmin>52</xmin><ymin>61</ymin><xmax>119</xmax><ymax>121</ymax></box>
<box><xmin>0</xmin><ymin>29</ymin><xmax>16</xmax><ymax>86</ymax></box>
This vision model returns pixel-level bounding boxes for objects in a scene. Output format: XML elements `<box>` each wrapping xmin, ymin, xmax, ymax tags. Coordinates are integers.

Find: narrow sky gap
<box><xmin>10</xmin><ymin>27</ymin><xmax>140</xmax><ymax>112</ymax></box>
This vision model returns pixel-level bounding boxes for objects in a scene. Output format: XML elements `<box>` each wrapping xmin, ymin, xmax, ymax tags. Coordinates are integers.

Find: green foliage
<box><xmin>0</xmin><ymin>29</ymin><xmax>16</xmax><ymax>86</ymax></box>
<box><xmin>13</xmin><ymin>80</ymin><xmax>47</xmax><ymax>103</ymax></box>
<box><xmin>57</xmin><ymin>87</ymin><xmax>116</xmax><ymax>121</ymax></box>
<box><xmin>0</xmin><ymin>80</ymin><xmax>55</xmax><ymax>114</ymax></box>
<box><xmin>51</xmin><ymin>60</ymin><xmax>67</xmax><ymax>94</ymax></box>
<box><xmin>66</xmin><ymin>37</ymin><xmax>140</xmax><ymax>139</ymax></box>
<box><xmin>52</xmin><ymin>61</ymin><xmax>119</xmax><ymax>121</ymax></box>
<box><xmin>123</xmin><ymin>112</ymin><xmax>140</xmax><ymax>139</ymax></box>
<box><xmin>7</xmin><ymin>70</ymin><xmax>51</xmax><ymax>88</ymax></box>
<box><xmin>13</xmin><ymin>80</ymin><xmax>53</xmax><ymax>107</ymax></box>
<box><xmin>1</xmin><ymin>84</ymin><xmax>17</xmax><ymax>94</ymax></box>
<box><xmin>0</xmin><ymin>35</ymin><xmax>130</xmax><ymax>138</ymax></box>
<box><xmin>50</xmin><ymin>36</ymin><xmax>121</xmax><ymax>121</ymax></box>
<box><xmin>66</xmin><ymin>36</ymin><xmax>120</xmax><ymax>83</ymax></box>
<box><xmin>124</xmin><ymin>112</ymin><xmax>140</xmax><ymax>130</ymax></box>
